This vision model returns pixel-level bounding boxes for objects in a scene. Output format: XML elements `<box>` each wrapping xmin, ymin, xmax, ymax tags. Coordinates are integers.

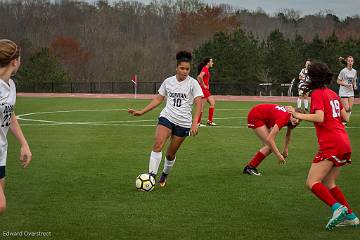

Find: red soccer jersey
<box><xmin>200</xmin><ymin>66</ymin><xmax>210</xmax><ymax>88</ymax></box>
<box><xmin>310</xmin><ymin>88</ymin><xmax>351</xmax><ymax>153</ymax></box>
<box><xmin>248</xmin><ymin>104</ymin><xmax>291</xmax><ymax>129</ymax></box>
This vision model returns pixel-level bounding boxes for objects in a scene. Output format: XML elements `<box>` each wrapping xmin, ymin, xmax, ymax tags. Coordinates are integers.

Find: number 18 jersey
<box><xmin>158</xmin><ymin>75</ymin><xmax>203</xmax><ymax>128</ymax></box>
<box><xmin>0</xmin><ymin>79</ymin><xmax>16</xmax><ymax>166</ymax></box>
<box><xmin>310</xmin><ymin>87</ymin><xmax>351</xmax><ymax>153</ymax></box>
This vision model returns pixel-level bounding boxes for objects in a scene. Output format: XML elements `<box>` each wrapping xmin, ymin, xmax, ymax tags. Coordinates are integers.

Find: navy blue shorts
<box><xmin>158</xmin><ymin>117</ymin><xmax>190</xmax><ymax>137</ymax></box>
<box><xmin>0</xmin><ymin>166</ymin><xmax>5</xmax><ymax>179</ymax></box>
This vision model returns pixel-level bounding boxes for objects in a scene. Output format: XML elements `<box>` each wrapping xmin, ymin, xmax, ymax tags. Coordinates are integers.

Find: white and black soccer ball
<box><xmin>135</xmin><ymin>173</ymin><xmax>155</xmax><ymax>192</ymax></box>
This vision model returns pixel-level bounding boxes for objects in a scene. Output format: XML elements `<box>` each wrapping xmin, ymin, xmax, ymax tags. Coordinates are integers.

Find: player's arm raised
<box><xmin>266</xmin><ymin>125</ymin><xmax>286</xmax><ymax>165</ymax></box>
<box><xmin>128</xmin><ymin>94</ymin><xmax>165</xmax><ymax>116</ymax></box>
<box><xmin>10</xmin><ymin>112</ymin><xmax>32</xmax><ymax>168</ymax></box>
<box><xmin>190</xmin><ymin>96</ymin><xmax>202</xmax><ymax>136</ymax></box>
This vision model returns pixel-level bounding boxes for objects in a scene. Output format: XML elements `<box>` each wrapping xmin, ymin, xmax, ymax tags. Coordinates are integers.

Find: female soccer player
<box><xmin>0</xmin><ymin>39</ymin><xmax>32</xmax><ymax>214</ymax></box>
<box><xmin>337</xmin><ymin>56</ymin><xmax>357</xmax><ymax>122</ymax></box>
<box><xmin>287</xmin><ymin>62</ymin><xmax>359</xmax><ymax>230</ymax></box>
<box><xmin>197</xmin><ymin>57</ymin><xmax>216</xmax><ymax>126</ymax></box>
<box><xmin>298</xmin><ymin>59</ymin><xmax>311</xmax><ymax>111</ymax></box>
<box><xmin>243</xmin><ymin>103</ymin><xmax>302</xmax><ymax>176</ymax></box>
<box><xmin>128</xmin><ymin>51</ymin><xmax>203</xmax><ymax>187</ymax></box>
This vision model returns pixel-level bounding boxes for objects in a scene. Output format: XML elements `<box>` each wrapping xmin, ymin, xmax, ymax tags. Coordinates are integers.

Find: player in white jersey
<box><xmin>0</xmin><ymin>39</ymin><xmax>32</xmax><ymax>214</ymax></box>
<box><xmin>297</xmin><ymin>59</ymin><xmax>311</xmax><ymax>111</ymax></box>
<box><xmin>128</xmin><ymin>51</ymin><xmax>203</xmax><ymax>187</ymax></box>
<box><xmin>337</xmin><ymin>56</ymin><xmax>357</xmax><ymax>122</ymax></box>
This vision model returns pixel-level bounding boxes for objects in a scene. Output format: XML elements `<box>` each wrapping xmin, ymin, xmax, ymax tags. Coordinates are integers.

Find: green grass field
<box><xmin>1</xmin><ymin>97</ymin><xmax>359</xmax><ymax>239</ymax></box>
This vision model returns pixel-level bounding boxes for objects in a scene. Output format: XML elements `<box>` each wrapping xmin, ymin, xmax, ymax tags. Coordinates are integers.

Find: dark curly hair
<box><xmin>176</xmin><ymin>51</ymin><xmax>192</xmax><ymax>66</ymax></box>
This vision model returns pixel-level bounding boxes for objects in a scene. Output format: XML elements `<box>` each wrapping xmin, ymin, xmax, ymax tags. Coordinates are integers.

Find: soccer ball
<box><xmin>135</xmin><ymin>173</ymin><xmax>155</xmax><ymax>192</ymax></box>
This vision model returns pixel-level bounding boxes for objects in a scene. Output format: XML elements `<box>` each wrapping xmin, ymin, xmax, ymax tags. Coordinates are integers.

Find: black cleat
<box><xmin>243</xmin><ymin>165</ymin><xmax>262</xmax><ymax>176</ymax></box>
<box><xmin>158</xmin><ymin>172</ymin><xmax>168</xmax><ymax>187</ymax></box>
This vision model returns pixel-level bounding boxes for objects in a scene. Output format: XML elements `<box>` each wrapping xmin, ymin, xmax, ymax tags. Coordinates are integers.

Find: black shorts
<box><xmin>0</xmin><ymin>166</ymin><xmax>5</xmax><ymax>179</ymax></box>
<box><xmin>158</xmin><ymin>117</ymin><xmax>190</xmax><ymax>137</ymax></box>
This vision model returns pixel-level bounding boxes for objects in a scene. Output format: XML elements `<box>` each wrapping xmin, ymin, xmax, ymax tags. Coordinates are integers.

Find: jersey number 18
<box><xmin>330</xmin><ymin>100</ymin><xmax>340</xmax><ymax>118</ymax></box>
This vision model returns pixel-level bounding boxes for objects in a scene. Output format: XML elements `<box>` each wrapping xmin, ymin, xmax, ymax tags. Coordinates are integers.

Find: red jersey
<box><xmin>200</xmin><ymin>66</ymin><xmax>210</xmax><ymax>88</ymax></box>
<box><xmin>248</xmin><ymin>104</ymin><xmax>291</xmax><ymax>129</ymax></box>
<box><xmin>310</xmin><ymin>88</ymin><xmax>351</xmax><ymax>154</ymax></box>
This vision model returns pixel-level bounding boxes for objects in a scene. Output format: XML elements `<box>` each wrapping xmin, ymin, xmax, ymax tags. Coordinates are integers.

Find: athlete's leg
<box><xmin>340</xmin><ymin>98</ymin><xmax>350</xmax><ymax>119</ymax></box>
<box><xmin>159</xmin><ymin>135</ymin><xmax>186</xmax><ymax>186</ymax></box>
<box><xmin>207</xmin><ymin>96</ymin><xmax>216</xmax><ymax>124</ymax></box>
<box><xmin>244</xmin><ymin>126</ymin><xmax>271</xmax><ymax>175</ymax></box>
<box><xmin>149</xmin><ymin>124</ymin><xmax>171</xmax><ymax>176</ymax></box>
<box><xmin>0</xmin><ymin>178</ymin><xmax>6</xmax><ymax>214</ymax></box>
<box><xmin>324</xmin><ymin>167</ymin><xmax>354</xmax><ymax>215</ymax></box>
<box><xmin>197</xmin><ymin>98</ymin><xmax>207</xmax><ymax>124</ymax></box>
<box><xmin>307</xmin><ymin>161</ymin><xmax>347</xmax><ymax>230</ymax></box>
<box><xmin>348</xmin><ymin>97</ymin><xmax>354</xmax><ymax>119</ymax></box>
<box><xmin>303</xmin><ymin>94</ymin><xmax>309</xmax><ymax>111</ymax></box>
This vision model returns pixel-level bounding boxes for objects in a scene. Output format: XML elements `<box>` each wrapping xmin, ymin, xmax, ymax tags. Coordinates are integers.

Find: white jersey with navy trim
<box><xmin>338</xmin><ymin>67</ymin><xmax>357</xmax><ymax>97</ymax></box>
<box><xmin>0</xmin><ymin>79</ymin><xmax>16</xmax><ymax>166</ymax></box>
<box><xmin>158</xmin><ymin>75</ymin><xmax>203</xmax><ymax>128</ymax></box>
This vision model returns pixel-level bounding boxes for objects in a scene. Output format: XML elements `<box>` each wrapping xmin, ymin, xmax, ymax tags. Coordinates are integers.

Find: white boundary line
<box><xmin>16</xmin><ymin>109</ymin><xmax>360</xmax><ymax>129</ymax></box>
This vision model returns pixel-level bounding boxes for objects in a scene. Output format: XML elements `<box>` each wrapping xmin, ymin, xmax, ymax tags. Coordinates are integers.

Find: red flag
<box><xmin>131</xmin><ymin>74</ymin><xmax>137</xmax><ymax>85</ymax></box>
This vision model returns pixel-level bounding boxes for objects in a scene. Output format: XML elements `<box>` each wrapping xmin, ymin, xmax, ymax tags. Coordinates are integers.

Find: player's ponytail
<box><xmin>197</xmin><ymin>57</ymin><xmax>212</xmax><ymax>74</ymax></box>
<box><xmin>0</xmin><ymin>39</ymin><xmax>20</xmax><ymax>67</ymax></box>
<box><xmin>176</xmin><ymin>51</ymin><xmax>192</xmax><ymax>66</ymax></box>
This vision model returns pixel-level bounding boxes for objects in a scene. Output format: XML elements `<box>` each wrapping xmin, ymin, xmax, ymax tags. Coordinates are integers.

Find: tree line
<box><xmin>0</xmin><ymin>0</ymin><xmax>359</xmax><ymax>93</ymax></box>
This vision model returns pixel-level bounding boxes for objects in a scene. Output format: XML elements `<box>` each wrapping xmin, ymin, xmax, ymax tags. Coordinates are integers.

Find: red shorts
<box><xmin>247</xmin><ymin>111</ymin><xmax>265</xmax><ymax>129</ymax></box>
<box><xmin>313</xmin><ymin>151</ymin><xmax>352</xmax><ymax>167</ymax></box>
<box><xmin>201</xmin><ymin>88</ymin><xmax>211</xmax><ymax>99</ymax></box>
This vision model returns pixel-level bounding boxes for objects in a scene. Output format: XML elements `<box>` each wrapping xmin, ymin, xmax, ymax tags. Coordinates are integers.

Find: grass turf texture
<box><xmin>1</xmin><ymin>97</ymin><xmax>359</xmax><ymax>239</ymax></box>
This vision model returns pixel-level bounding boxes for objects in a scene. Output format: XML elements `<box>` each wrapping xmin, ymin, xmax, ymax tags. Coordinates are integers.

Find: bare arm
<box><xmin>282</xmin><ymin>127</ymin><xmax>292</xmax><ymax>158</ymax></box>
<box><xmin>197</xmin><ymin>72</ymin><xmax>207</xmax><ymax>89</ymax></box>
<box><xmin>128</xmin><ymin>94</ymin><xmax>165</xmax><ymax>116</ymax></box>
<box><xmin>266</xmin><ymin>125</ymin><xmax>286</xmax><ymax>164</ymax></box>
<box><xmin>190</xmin><ymin>96</ymin><xmax>203</xmax><ymax>136</ymax></box>
<box><xmin>10</xmin><ymin>113</ymin><xmax>32</xmax><ymax>168</ymax></box>
<box><xmin>290</xmin><ymin>109</ymin><xmax>324</xmax><ymax>123</ymax></box>
<box><xmin>337</xmin><ymin>78</ymin><xmax>351</xmax><ymax>87</ymax></box>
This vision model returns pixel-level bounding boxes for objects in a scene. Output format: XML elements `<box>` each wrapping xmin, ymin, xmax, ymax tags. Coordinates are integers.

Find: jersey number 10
<box><xmin>173</xmin><ymin>98</ymin><xmax>182</xmax><ymax>107</ymax></box>
<box><xmin>330</xmin><ymin>100</ymin><xmax>340</xmax><ymax>118</ymax></box>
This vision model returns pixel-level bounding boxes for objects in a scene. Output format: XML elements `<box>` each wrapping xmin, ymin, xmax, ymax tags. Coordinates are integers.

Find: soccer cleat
<box><xmin>325</xmin><ymin>205</ymin><xmax>348</xmax><ymax>230</ymax></box>
<box><xmin>206</xmin><ymin>121</ymin><xmax>217</xmax><ymax>126</ymax></box>
<box><xmin>198</xmin><ymin>123</ymin><xmax>206</xmax><ymax>127</ymax></box>
<box><xmin>158</xmin><ymin>172</ymin><xmax>168</xmax><ymax>187</ymax></box>
<box><xmin>336</xmin><ymin>215</ymin><xmax>359</xmax><ymax>227</ymax></box>
<box><xmin>243</xmin><ymin>165</ymin><xmax>261</xmax><ymax>176</ymax></box>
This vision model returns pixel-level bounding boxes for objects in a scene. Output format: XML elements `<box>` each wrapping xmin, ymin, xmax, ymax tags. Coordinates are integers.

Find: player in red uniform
<box><xmin>197</xmin><ymin>57</ymin><xmax>216</xmax><ymax>126</ymax></box>
<box><xmin>287</xmin><ymin>62</ymin><xmax>359</xmax><ymax>230</ymax></box>
<box><xmin>243</xmin><ymin>104</ymin><xmax>303</xmax><ymax>176</ymax></box>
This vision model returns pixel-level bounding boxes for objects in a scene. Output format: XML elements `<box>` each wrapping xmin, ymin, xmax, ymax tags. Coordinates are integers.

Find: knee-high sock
<box><xmin>297</xmin><ymin>98</ymin><xmax>302</xmax><ymax>108</ymax></box>
<box><xmin>163</xmin><ymin>157</ymin><xmax>176</xmax><ymax>175</ymax></box>
<box><xmin>330</xmin><ymin>186</ymin><xmax>353</xmax><ymax>214</ymax></box>
<box><xmin>208</xmin><ymin>107</ymin><xmax>215</xmax><ymax>122</ymax></box>
<box><xmin>304</xmin><ymin>99</ymin><xmax>309</xmax><ymax>109</ymax></box>
<box><xmin>149</xmin><ymin>151</ymin><xmax>162</xmax><ymax>175</ymax></box>
<box><xmin>247</xmin><ymin>151</ymin><xmax>266</xmax><ymax>168</ymax></box>
<box><xmin>311</xmin><ymin>182</ymin><xmax>338</xmax><ymax>207</ymax></box>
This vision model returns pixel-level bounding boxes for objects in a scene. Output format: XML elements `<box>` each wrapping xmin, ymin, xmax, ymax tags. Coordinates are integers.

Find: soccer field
<box><xmin>2</xmin><ymin>97</ymin><xmax>359</xmax><ymax>240</ymax></box>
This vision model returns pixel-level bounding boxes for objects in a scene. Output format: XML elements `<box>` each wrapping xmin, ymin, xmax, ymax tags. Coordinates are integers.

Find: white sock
<box><xmin>163</xmin><ymin>157</ymin><xmax>176</xmax><ymax>175</ymax></box>
<box><xmin>304</xmin><ymin>99</ymin><xmax>309</xmax><ymax>109</ymax></box>
<box><xmin>297</xmin><ymin>98</ymin><xmax>302</xmax><ymax>108</ymax></box>
<box><xmin>149</xmin><ymin>151</ymin><xmax>162</xmax><ymax>175</ymax></box>
<box><xmin>349</xmin><ymin>111</ymin><xmax>352</xmax><ymax>118</ymax></box>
